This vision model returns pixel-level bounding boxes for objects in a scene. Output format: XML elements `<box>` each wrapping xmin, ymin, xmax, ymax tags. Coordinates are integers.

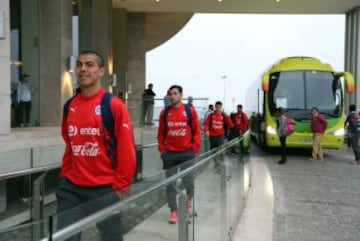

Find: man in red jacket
<box><xmin>233</xmin><ymin>104</ymin><xmax>249</xmax><ymax>153</ymax></box>
<box><xmin>203</xmin><ymin>101</ymin><xmax>234</xmax><ymax>150</ymax></box>
<box><xmin>310</xmin><ymin>107</ymin><xmax>328</xmax><ymax>161</ymax></box>
<box><xmin>56</xmin><ymin>50</ymin><xmax>136</xmax><ymax>241</ymax></box>
<box><xmin>157</xmin><ymin>85</ymin><xmax>201</xmax><ymax>224</ymax></box>
<box><xmin>203</xmin><ymin>101</ymin><xmax>234</xmax><ymax>171</ymax></box>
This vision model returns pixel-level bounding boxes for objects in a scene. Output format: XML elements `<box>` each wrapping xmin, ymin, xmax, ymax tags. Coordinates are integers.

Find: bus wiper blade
<box><xmin>319</xmin><ymin>112</ymin><xmax>337</xmax><ymax>118</ymax></box>
<box><xmin>286</xmin><ymin>108</ymin><xmax>307</xmax><ymax>111</ymax></box>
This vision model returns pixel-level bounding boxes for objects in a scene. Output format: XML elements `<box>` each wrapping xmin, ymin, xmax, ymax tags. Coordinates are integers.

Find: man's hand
<box><xmin>116</xmin><ymin>186</ymin><xmax>130</xmax><ymax>200</ymax></box>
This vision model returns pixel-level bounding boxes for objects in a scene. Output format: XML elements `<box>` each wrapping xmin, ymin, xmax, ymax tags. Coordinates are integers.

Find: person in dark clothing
<box><xmin>276</xmin><ymin>107</ymin><xmax>287</xmax><ymax>164</ymax></box>
<box><xmin>117</xmin><ymin>91</ymin><xmax>125</xmax><ymax>102</ymax></box>
<box><xmin>16</xmin><ymin>74</ymin><xmax>32</xmax><ymax>127</ymax></box>
<box><xmin>142</xmin><ymin>83</ymin><xmax>156</xmax><ymax>125</ymax></box>
<box><xmin>345</xmin><ymin>104</ymin><xmax>360</xmax><ymax>164</ymax></box>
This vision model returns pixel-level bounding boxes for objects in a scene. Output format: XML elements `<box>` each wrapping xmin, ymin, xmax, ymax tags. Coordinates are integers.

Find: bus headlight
<box><xmin>330</xmin><ymin>128</ymin><xmax>344</xmax><ymax>136</ymax></box>
<box><xmin>266</xmin><ymin>126</ymin><xmax>277</xmax><ymax>135</ymax></box>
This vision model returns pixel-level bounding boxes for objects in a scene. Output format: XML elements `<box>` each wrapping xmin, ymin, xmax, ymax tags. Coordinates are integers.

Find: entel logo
<box><xmin>68</xmin><ymin>126</ymin><xmax>101</xmax><ymax>137</ymax></box>
<box><xmin>68</xmin><ymin>125</ymin><xmax>78</xmax><ymax>137</ymax></box>
<box><xmin>80</xmin><ymin>127</ymin><xmax>101</xmax><ymax>136</ymax></box>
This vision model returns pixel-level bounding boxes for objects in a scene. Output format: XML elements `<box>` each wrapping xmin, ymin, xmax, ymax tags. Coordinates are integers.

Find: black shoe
<box><xmin>278</xmin><ymin>160</ymin><xmax>287</xmax><ymax>165</ymax></box>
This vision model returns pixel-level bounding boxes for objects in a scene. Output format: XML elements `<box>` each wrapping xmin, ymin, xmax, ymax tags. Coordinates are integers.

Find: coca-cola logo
<box><xmin>71</xmin><ymin>142</ymin><xmax>100</xmax><ymax>156</ymax></box>
<box><xmin>168</xmin><ymin>128</ymin><xmax>187</xmax><ymax>137</ymax></box>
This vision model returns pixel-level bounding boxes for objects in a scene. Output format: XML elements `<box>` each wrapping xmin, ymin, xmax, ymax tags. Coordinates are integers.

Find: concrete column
<box><xmin>112</xmin><ymin>8</ymin><xmax>128</xmax><ymax>96</ymax></box>
<box><xmin>127</xmin><ymin>13</ymin><xmax>146</xmax><ymax>100</ymax></box>
<box><xmin>111</xmin><ymin>11</ymin><xmax>192</xmax><ymax>123</ymax></box>
<box><xmin>125</xmin><ymin>12</ymin><xmax>193</xmax><ymax>101</ymax></box>
<box><xmin>78</xmin><ymin>0</ymin><xmax>112</xmax><ymax>87</ymax></box>
<box><xmin>39</xmin><ymin>0</ymin><xmax>72</xmax><ymax>126</ymax></box>
<box><xmin>345</xmin><ymin>7</ymin><xmax>360</xmax><ymax>106</ymax></box>
<box><xmin>0</xmin><ymin>0</ymin><xmax>10</xmax><ymax>135</ymax></box>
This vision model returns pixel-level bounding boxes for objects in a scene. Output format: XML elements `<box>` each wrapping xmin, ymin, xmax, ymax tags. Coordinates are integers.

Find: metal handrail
<box><xmin>0</xmin><ymin>142</ymin><xmax>159</xmax><ymax>181</ymax></box>
<box><xmin>0</xmin><ymin>163</ymin><xmax>61</xmax><ymax>181</ymax></box>
<box><xmin>40</xmin><ymin>138</ymin><xmax>240</xmax><ymax>241</ymax></box>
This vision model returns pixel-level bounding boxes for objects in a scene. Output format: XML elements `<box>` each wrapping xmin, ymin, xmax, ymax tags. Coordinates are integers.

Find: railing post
<box><xmin>219</xmin><ymin>159</ymin><xmax>230</xmax><ymax>240</ymax></box>
<box><xmin>177</xmin><ymin>187</ymin><xmax>189</xmax><ymax>241</ymax></box>
<box><xmin>31</xmin><ymin>172</ymin><xmax>48</xmax><ymax>241</ymax></box>
<box><xmin>135</xmin><ymin>144</ymin><xmax>143</xmax><ymax>182</ymax></box>
<box><xmin>48</xmin><ymin>215</ymin><xmax>53</xmax><ymax>241</ymax></box>
<box><xmin>173</xmin><ymin>177</ymin><xmax>190</xmax><ymax>241</ymax></box>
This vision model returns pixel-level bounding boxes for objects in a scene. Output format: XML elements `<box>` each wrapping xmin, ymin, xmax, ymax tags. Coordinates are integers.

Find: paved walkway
<box><xmin>266</xmin><ymin>146</ymin><xmax>360</xmax><ymax>241</ymax></box>
<box><xmin>233</xmin><ymin>157</ymin><xmax>274</xmax><ymax>241</ymax></box>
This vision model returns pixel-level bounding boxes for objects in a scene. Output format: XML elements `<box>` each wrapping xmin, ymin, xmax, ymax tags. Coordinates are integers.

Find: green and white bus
<box><xmin>249</xmin><ymin>56</ymin><xmax>354</xmax><ymax>149</ymax></box>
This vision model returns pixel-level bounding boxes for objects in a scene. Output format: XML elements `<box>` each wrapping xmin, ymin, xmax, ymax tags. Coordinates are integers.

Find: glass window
<box><xmin>269</xmin><ymin>71</ymin><xmax>342</xmax><ymax>119</ymax></box>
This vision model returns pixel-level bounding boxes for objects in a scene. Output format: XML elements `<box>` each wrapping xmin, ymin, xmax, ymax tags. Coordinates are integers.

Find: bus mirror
<box><xmin>342</xmin><ymin>72</ymin><xmax>355</xmax><ymax>94</ymax></box>
<box><xmin>262</xmin><ymin>73</ymin><xmax>269</xmax><ymax>92</ymax></box>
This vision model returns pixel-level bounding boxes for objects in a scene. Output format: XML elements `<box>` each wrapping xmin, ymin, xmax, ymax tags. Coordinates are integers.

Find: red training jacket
<box><xmin>311</xmin><ymin>114</ymin><xmax>328</xmax><ymax>133</ymax></box>
<box><xmin>157</xmin><ymin>103</ymin><xmax>201</xmax><ymax>153</ymax></box>
<box><xmin>203</xmin><ymin>112</ymin><xmax>234</xmax><ymax>137</ymax></box>
<box><xmin>233</xmin><ymin>112</ymin><xmax>249</xmax><ymax>132</ymax></box>
<box><xmin>60</xmin><ymin>88</ymin><xmax>136</xmax><ymax>191</ymax></box>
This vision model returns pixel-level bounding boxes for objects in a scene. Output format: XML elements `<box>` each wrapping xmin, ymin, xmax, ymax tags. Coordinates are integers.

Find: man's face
<box><xmin>311</xmin><ymin>108</ymin><xmax>317</xmax><ymax>116</ymax></box>
<box><xmin>168</xmin><ymin>88</ymin><xmax>183</xmax><ymax>105</ymax></box>
<box><xmin>75</xmin><ymin>54</ymin><xmax>104</xmax><ymax>88</ymax></box>
<box><xmin>237</xmin><ymin>106</ymin><xmax>243</xmax><ymax>113</ymax></box>
<box><xmin>215</xmin><ymin>104</ymin><xmax>223</xmax><ymax>112</ymax></box>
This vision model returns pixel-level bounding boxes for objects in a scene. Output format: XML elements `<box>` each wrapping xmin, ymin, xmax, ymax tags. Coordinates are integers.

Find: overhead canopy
<box><xmin>113</xmin><ymin>0</ymin><xmax>359</xmax><ymax>14</ymax></box>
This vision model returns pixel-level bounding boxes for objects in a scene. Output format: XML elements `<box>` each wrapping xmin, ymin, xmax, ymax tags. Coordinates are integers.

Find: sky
<box><xmin>146</xmin><ymin>14</ymin><xmax>345</xmax><ymax>113</ymax></box>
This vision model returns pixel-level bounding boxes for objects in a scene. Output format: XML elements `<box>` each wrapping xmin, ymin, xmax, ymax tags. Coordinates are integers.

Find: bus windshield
<box><xmin>268</xmin><ymin>71</ymin><xmax>342</xmax><ymax>120</ymax></box>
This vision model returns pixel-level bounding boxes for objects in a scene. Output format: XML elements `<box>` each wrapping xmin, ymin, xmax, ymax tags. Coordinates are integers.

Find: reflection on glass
<box><xmin>269</xmin><ymin>70</ymin><xmax>342</xmax><ymax>119</ymax></box>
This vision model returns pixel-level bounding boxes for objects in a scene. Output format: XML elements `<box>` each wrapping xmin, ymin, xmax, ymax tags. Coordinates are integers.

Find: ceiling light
<box><xmin>155</xmin><ymin>0</ymin><xmax>160</xmax><ymax>2</ymax></box>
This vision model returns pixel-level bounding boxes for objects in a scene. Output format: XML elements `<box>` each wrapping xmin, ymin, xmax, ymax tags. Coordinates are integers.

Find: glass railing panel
<box><xmin>53</xmin><ymin>162</ymin><xmax>193</xmax><ymax>241</ymax></box>
<box><xmin>0</xmin><ymin>217</ymin><xmax>51</xmax><ymax>241</ymax></box>
<box><xmin>52</xmin><ymin>186</ymin><xmax>126</xmax><ymax>241</ymax></box>
<box><xmin>128</xmin><ymin>97</ymin><xmax>209</xmax><ymax>129</ymax></box>
<box><xmin>0</xmin><ymin>138</ymin><xmax>247</xmax><ymax>241</ymax></box>
<box><xmin>226</xmin><ymin>152</ymin><xmax>249</xmax><ymax>237</ymax></box>
<box><xmin>141</xmin><ymin>144</ymin><xmax>162</xmax><ymax>179</ymax></box>
<box><xmin>126</xmin><ymin>186</ymin><xmax>174</xmax><ymax>241</ymax></box>
<box><xmin>193</xmin><ymin>150</ymin><xmax>224</xmax><ymax>241</ymax></box>
<box><xmin>0</xmin><ymin>169</ymin><xmax>60</xmax><ymax>231</ymax></box>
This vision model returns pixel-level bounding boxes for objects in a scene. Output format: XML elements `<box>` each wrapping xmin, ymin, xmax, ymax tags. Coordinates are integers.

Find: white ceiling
<box><xmin>113</xmin><ymin>0</ymin><xmax>360</xmax><ymax>14</ymax></box>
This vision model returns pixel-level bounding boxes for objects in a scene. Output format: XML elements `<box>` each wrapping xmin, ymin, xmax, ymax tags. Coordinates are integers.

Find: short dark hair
<box><xmin>311</xmin><ymin>107</ymin><xmax>318</xmax><ymax>112</ymax></box>
<box><xmin>277</xmin><ymin>107</ymin><xmax>285</xmax><ymax>115</ymax></box>
<box><xmin>208</xmin><ymin>104</ymin><xmax>213</xmax><ymax>109</ymax></box>
<box><xmin>168</xmin><ymin>85</ymin><xmax>183</xmax><ymax>94</ymax></box>
<box><xmin>215</xmin><ymin>101</ymin><xmax>223</xmax><ymax>106</ymax></box>
<box><xmin>237</xmin><ymin>104</ymin><xmax>243</xmax><ymax>109</ymax></box>
<box><xmin>349</xmin><ymin>104</ymin><xmax>356</xmax><ymax>112</ymax></box>
<box><xmin>79</xmin><ymin>50</ymin><xmax>105</xmax><ymax>67</ymax></box>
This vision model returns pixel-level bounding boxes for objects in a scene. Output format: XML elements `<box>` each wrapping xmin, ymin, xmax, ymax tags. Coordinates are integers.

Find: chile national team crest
<box><xmin>94</xmin><ymin>105</ymin><xmax>101</xmax><ymax>115</ymax></box>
